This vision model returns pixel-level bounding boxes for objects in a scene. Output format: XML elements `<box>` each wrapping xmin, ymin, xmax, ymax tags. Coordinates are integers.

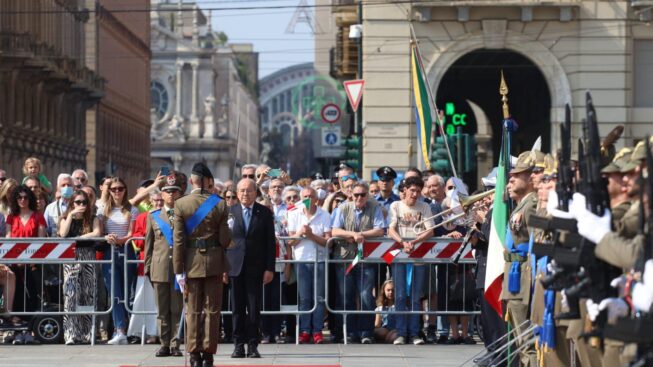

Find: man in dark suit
<box><xmin>226</xmin><ymin>178</ymin><xmax>276</xmax><ymax>358</ymax></box>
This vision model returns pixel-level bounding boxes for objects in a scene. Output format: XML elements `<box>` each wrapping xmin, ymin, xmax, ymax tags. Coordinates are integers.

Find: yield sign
<box><xmin>343</xmin><ymin>79</ymin><xmax>365</xmax><ymax>112</ymax></box>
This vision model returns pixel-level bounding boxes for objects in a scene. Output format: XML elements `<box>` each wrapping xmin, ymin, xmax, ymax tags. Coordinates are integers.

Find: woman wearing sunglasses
<box><xmin>98</xmin><ymin>177</ymin><xmax>139</xmax><ymax>345</ymax></box>
<box><xmin>59</xmin><ymin>190</ymin><xmax>101</xmax><ymax>345</ymax></box>
<box><xmin>4</xmin><ymin>186</ymin><xmax>46</xmax><ymax>343</ymax></box>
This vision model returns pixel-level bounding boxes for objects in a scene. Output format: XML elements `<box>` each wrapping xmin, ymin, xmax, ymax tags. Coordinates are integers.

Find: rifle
<box><xmin>559</xmin><ymin>92</ymin><xmax>622</xmax><ymax>346</ymax></box>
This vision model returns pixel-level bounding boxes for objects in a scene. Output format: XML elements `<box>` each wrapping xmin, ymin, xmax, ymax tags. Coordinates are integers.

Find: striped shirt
<box><xmin>98</xmin><ymin>204</ymin><xmax>138</xmax><ymax>237</ymax></box>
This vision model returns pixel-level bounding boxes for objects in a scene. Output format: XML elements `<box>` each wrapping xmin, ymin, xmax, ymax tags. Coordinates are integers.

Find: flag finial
<box><xmin>500</xmin><ymin>70</ymin><xmax>510</xmax><ymax>119</ymax></box>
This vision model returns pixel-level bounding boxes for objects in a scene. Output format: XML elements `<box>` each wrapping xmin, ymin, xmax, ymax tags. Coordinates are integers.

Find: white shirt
<box><xmin>287</xmin><ymin>206</ymin><xmax>331</xmax><ymax>261</ymax></box>
<box><xmin>44</xmin><ymin>199</ymin><xmax>69</xmax><ymax>237</ymax></box>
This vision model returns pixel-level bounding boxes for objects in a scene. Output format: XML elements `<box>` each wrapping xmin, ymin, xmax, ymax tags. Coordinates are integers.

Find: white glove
<box><xmin>610</xmin><ymin>275</ymin><xmax>628</xmax><ymax>296</ymax></box>
<box><xmin>598</xmin><ymin>298</ymin><xmax>629</xmax><ymax>324</ymax></box>
<box><xmin>632</xmin><ymin>282</ymin><xmax>653</xmax><ymax>313</ymax></box>
<box><xmin>643</xmin><ymin>259</ymin><xmax>653</xmax><ymax>287</ymax></box>
<box><xmin>574</xmin><ymin>205</ymin><xmax>611</xmax><ymax>244</ymax></box>
<box><xmin>546</xmin><ymin>191</ymin><xmax>574</xmax><ymax>219</ymax></box>
<box><xmin>569</xmin><ymin>193</ymin><xmax>587</xmax><ymax>219</ymax></box>
<box><xmin>561</xmin><ymin>289</ymin><xmax>569</xmax><ymax>311</ymax></box>
<box><xmin>175</xmin><ymin>273</ymin><xmax>186</xmax><ymax>293</ymax></box>
<box><xmin>586</xmin><ymin>299</ymin><xmax>600</xmax><ymax>322</ymax></box>
<box><xmin>227</xmin><ymin>216</ymin><xmax>235</xmax><ymax>230</ymax></box>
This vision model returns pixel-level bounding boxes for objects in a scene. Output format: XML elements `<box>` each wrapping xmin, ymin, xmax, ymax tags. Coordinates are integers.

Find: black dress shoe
<box><xmin>155</xmin><ymin>346</ymin><xmax>171</xmax><ymax>357</ymax></box>
<box><xmin>247</xmin><ymin>344</ymin><xmax>261</xmax><ymax>358</ymax></box>
<box><xmin>189</xmin><ymin>353</ymin><xmax>203</xmax><ymax>367</ymax></box>
<box><xmin>201</xmin><ymin>353</ymin><xmax>214</xmax><ymax>367</ymax></box>
<box><xmin>170</xmin><ymin>346</ymin><xmax>183</xmax><ymax>357</ymax></box>
<box><xmin>231</xmin><ymin>344</ymin><xmax>246</xmax><ymax>358</ymax></box>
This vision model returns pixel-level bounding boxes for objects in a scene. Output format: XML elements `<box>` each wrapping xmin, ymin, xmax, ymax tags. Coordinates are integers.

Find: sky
<box><xmin>195</xmin><ymin>0</ymin><xmax>316</xmax><ymax>78</ymax></box>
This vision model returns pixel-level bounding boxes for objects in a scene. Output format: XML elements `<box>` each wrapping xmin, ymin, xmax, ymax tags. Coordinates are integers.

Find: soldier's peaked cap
<box><xmin>192</xmin><ymin>162</ymin><xmax>214</xmax><ymax>179</ymax></box>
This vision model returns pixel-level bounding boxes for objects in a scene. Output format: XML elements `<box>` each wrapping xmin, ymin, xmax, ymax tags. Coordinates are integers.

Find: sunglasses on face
<box><xmin>353</xmin><ymin>193</ymin><xmax>367</xmax><ymax>198</ymax></box>
<box><xmin>110</xmin><ymin>186</ymin><xmax>125</xmax><ymax>193</ymax></box>
<box><xmin>0</xmin><ymin>177</ymin><xmax>6</xmax><ymax>182</ymax></box>
<box><xmin>74</xmin><ymin>177</ymin><xmax>87</xmax><ymax>183</ymax></box>
<box><xmin>285</xmin><ymin>195</ymin><xmax>299</xmax><ymax>201</ymax></box>
<box><xmin>74</xmin><ymin>200</ymin><xmax>88</xmax><ymax>205</ymax></box>
<box><xmin>341</xmin><ymin>174</ymin><xmax>357</xmax><ymax>182</ymax></box>
<box><xmin>18</xmin><ymin>195</ymin><xmax>28</xmax><ymax>201</ymax></box>
<box><xmin>242</xmin><ymin>174</ymin><xmax>255</xmax><ymax>179</ymax></box>
<box><xmin>225</xmin><ymin>195</ymin><xmax>237</xmax><ymax>200</ymax></box>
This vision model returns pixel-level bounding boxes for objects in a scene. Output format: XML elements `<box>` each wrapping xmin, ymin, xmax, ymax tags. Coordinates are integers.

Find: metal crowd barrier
<box><xmin>0</xmin><ymin>237</ymin><xmax>114</xmax><ymax>345</ymax></box>
<box><xmin>324</xmin><ymin>236</ymin><xmax>480</xmax><ymax>345</ymax></box>
<box><xmin>0</xmin><ymin>235</ymin><xmax>480</xmax><ymax>346</ymax></box>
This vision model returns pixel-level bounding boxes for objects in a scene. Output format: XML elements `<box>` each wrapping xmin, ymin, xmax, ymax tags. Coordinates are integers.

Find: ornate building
<box><xmin>0</xmin><ymin>0</ymin><xmax>104</xmax><ymax>177</ymax></box>
<box><xmin>149</xmin><ymin>0</ymin><xmax>259</xmax><ymax>181</ymax></box>
<box><xmin>321</xmin><ymin>1</ymin><xmax>653</xmax><ymax>185</ymax></box>
<box><xmin>85</xmin><ymin>0</ymin><xmax>151</xmax><ymax>188</ymax></box>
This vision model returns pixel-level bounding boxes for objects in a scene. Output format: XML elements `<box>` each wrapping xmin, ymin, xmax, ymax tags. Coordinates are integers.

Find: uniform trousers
<box><xmin>153</xmin><ymin>281</ymin><xmax>183</xmax><ymax>348</ymax></box>
<box><xmin>186</xmin><ymin>275</ymin><xmax>222</xmax><ymax>354</ymax></box>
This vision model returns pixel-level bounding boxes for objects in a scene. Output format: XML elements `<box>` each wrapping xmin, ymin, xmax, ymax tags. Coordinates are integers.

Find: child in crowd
<box><xmin>374</xmin><ymin>279</ymin><xmax>397</xmax><ymax>343</ymax></box>
<box><xmin>22</xmin><ymin>157</ymin><xmax>52</xmax><ymax>195</ymax></box>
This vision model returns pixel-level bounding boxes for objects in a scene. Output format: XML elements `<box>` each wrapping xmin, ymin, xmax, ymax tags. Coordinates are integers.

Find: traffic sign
<box><xmin>321</xmin><ymin>103</ymin><xmax>341</xmax><ymax>124</ymax></box>
<box><xmin>343</xmin><ymin>79</ymin><xmax>365</xmax><ymax>112</ymax></box>
<box><xmin>321</xmin><ymin>126</ymin><xmax>341</xmax><ymax>147</ymax></box>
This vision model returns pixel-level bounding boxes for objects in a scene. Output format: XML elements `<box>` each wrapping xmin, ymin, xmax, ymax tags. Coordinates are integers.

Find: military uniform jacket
<box><xmin>144</xmin><ymin>208</ymin><xmax>175</xmax><ymax>283</ymax></box>
<box><xmin>172</xmin><ymin>190</ymin><xmax>231</xmax><ymax>278</ymax></box>
<box><xmin>500</xmin><ymin>191</ymin><xmax>537</xmax><ymax>303</ymax></box>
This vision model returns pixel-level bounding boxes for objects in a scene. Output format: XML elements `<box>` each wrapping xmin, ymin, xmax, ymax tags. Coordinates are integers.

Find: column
<box><xmin>174</xmin><ymin>60</ymin><xmax>183</xmax><ymax>122</ymax></box>
<box><xmin>189</xmin><ymin>61</ymin><xmax>200</xmax><ymax>138</ymax></box>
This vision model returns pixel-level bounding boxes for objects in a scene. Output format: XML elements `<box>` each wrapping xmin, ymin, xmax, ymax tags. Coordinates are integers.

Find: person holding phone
<box><xmin>59</xmin><ymin>190</ymin><xmax>101</xmax><ymax>345</ymax></box>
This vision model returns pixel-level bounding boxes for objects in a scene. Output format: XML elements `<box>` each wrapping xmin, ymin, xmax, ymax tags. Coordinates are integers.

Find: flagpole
<box><xmin>408</xmin><ymin>22</ymin><xmax>458</xmax><ymax>178</ymax></box>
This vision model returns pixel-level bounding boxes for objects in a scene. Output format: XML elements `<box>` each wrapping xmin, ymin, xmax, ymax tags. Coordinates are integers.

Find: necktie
<box><xmin>243</xmin><ymin>207</ymin><xmax>251</xmax><ymax>232</ymax></box>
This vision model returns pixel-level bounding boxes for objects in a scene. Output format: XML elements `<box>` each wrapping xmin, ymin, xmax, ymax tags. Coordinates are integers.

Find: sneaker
<box><xmin>436</xmin><ymin>335</ymin><xmax>449</xmax><ymax>344</ymax></box>
<box><xmin>260</xmin><ymin>335</ymin><xmax>271</xmax><ymax>344</ymax></box>
<box><xmin>275</xmin><ymin>334</ymin><xmax>286</xmax><ymax>344</ymax></box>
<box><xmin>313</xmin><ymin>332</ymin><xmax>324</xmax><ymax>344</ymax></box>
<box><xmin>411</xmin><ymin>336</ymin><xmax>425</xmax><ymax>345</ymax></box>
<box><xmin>361</xmin><ymin>336</ymin><xmax>373</xmax><ymax>344</ymax></box>
<box><xmin>393</xmin><ymin>336</ymin><xmax>406</xmax><ymax>345</ymax></box>
<box><xmin>107</xmin><ymin>333</ymin><xmax>128</xmax><ymax>345</ymax></box>
<box><xmin>12</xmin><ymin>332</ymin><xmax>25</xmax><ymax>345</ymax></box>
<box><xmin>298</xmin><ymin>331</ymin><xmax>311</xmax><ymax>344</ymax></box>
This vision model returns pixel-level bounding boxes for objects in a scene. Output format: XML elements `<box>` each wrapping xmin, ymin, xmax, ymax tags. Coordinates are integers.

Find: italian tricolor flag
<box><xmin>346</xmin><ymin>244</ymin><xmax>363</xmax><ymax>275</ymax></box>
<box><xmin>484</xmin><ymin>133</ymin><xmax>509</xmax><ymax>317</ymax></box>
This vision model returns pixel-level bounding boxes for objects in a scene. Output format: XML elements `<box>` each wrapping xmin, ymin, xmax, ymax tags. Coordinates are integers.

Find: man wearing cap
<box><xmin>145</xmin><ymin>172</ymin><xmax>184</xmax><ymax>357</ymax></box>
<box><xmin>173</xmin><ymin>163</ymin><xmax>231</xmax><ymax>367</ymax></box>
<box><xmin>502</xmin><ymin>151</ymin><xmax>538</xmax><ymax>367</ymax></box>
<box><xmin>375</xmin><ymin>166</ymin><xmax>399</xmax><ymax>213</ymax></box>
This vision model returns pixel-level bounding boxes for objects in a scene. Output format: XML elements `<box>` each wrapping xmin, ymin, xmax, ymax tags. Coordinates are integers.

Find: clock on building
<box><xmin>151</xmin><ymin>81</ymin><xmax>169</xmax><ymax>120</ymax></box>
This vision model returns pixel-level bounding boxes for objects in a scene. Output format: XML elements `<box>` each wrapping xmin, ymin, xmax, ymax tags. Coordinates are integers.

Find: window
<box><xmin>150</xmin><ymin>81</ymin><xmax>170</xmax><ymax>120</ymax></box>
<box><xmin>635</xmin><ymin>40</ymin><xmax>653</xmax><ymax>107</ymax></box>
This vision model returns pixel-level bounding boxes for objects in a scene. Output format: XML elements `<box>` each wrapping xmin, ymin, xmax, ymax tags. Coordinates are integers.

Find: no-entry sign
<box><xmin>321</xmin><ymin>103</ymin><xmax>341</xmax><ymax>124</ymax></box>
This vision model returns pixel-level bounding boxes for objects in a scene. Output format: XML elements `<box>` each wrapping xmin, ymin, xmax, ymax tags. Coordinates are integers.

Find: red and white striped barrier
<box><xmin>0</xmin><ymin>242</ymin><xmax>76</xmax><ymax>260</ymax></box>
<box><xmin>363</xmin><ymin>240</ymin><xmax>473</xmax><ymax>263</ymax></box>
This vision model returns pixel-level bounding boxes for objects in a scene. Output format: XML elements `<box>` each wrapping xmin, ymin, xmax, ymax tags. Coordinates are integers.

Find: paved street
<box><xmin>0</xmin><ymin>343</ymin><xmax>484</xmax><ymax>367</ymax></box>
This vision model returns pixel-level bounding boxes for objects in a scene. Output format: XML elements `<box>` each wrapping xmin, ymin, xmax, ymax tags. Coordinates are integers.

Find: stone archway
<box><xmin>425</xmin><ymin>29</ymin><xmax>572</xmax><ymax>149</ymax></box>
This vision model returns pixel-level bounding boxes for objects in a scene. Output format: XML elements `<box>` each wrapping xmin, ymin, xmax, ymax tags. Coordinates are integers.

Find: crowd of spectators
<box><xmin>0</xmin><ymin>158</ymin><xmax>486</xmax><ymax>346</ymax></box>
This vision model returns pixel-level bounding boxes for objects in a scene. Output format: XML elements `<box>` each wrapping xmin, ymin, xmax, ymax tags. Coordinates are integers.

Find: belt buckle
<box><xmin>196</xmin><ymin>239</ymin><xmax>207</xmax><ymax>253</ymax></box>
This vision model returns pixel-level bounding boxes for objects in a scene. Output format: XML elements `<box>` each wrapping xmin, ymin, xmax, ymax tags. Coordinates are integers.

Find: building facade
<box><xmin>259</xmin><ymin>62</ymin><xmax>349</xmax><ymax>177</ymax></box>
<box><xmin>85</xmin><ymin>0</ymin><xmax>152</xmax><ymax>188</ymax></box>
<box><xmin>326</xmin><ymin>1</ymin><xmax>653</xmax><ymax>182</ymax></box>
<box><xmin>149</xmin><ymin>0</ymin><xmax>259</xmax><ymax>181</ymax></box>
<box><xmin>0</xmin><ymin>0</ymin><xmax>104</xmax><ymax>178</ymax></box>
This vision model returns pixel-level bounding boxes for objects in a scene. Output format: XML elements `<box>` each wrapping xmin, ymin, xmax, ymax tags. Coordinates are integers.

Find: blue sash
<box><xmin>150</xmin><ymin>209</ymin><xmax>180</xmax><ymax>292</ymax></box>
<box><xmin>185</xmin><ymin>194</ymin><xmax>221</xmax><ymax>235</ymax></box>
<box><xmin>150</xmin><ymin>210</ymin><xmax>173</xmax><ymax>247</ymax></box>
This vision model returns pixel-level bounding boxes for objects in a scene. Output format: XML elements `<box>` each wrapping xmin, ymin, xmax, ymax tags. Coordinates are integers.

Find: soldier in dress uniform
<box><xmin>501</xmin><ymin>151</ymin><xmax>539</xmax><ymax>367</ymax></box>
<box><xmin>173</xmin><ymin>163</ymin><xmax>231</xmax><ymax>367</ymax></box>
<box><xmin>144</xmin><ymin>172</ymin><xmax>184</xmax><ymax>357</ymax></box>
